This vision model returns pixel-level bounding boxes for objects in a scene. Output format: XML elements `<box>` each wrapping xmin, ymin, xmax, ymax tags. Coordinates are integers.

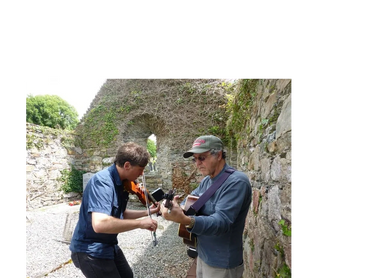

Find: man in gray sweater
<box><xmin>161</xmin><ymin>135</ymin><xmax>252</xmax><ymax>278</ymax></box>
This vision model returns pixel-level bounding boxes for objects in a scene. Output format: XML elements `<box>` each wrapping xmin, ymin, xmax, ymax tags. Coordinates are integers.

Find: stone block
<box><xmin>63</xmin><ymin>211</ymin><xmax>79</xmax><ymax>242</ymax></box>
<box><xmin>83</xmin><ymin>172</ymin><xmax>94</xmax><ymax>192</ymax></box>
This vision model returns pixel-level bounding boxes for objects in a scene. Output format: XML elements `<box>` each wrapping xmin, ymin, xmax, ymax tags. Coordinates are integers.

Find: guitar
<box><xmin>177</xmin><ymin>195</ymin><xmax>199</xmax><ymax>248</ymax></box>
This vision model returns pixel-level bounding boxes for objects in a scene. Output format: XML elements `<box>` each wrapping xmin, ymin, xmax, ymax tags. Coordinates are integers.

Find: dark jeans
<box><xmin>71</xmin><ymin>246</ymin><xmax>133</xmax><ymax>278</ymax></box>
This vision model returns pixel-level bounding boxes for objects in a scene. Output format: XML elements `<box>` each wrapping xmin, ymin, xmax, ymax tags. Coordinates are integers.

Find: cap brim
<box><xmin>183</xmin><ymin>148</ymin><xmax>211</xmax><ymax>158</ymax></box>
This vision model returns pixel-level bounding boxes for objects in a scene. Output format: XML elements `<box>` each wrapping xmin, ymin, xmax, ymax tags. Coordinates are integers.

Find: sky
<box><xmin>26</xmin><ymin>78</ymin><xmax>107</xmax><ymax>120</ymax></box>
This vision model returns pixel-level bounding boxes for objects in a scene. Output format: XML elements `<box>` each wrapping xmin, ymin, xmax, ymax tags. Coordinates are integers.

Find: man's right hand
<box><xmin>140</xmin><ymin>217</ymin><xmax>157</xmax><ymax>232</ymax></box>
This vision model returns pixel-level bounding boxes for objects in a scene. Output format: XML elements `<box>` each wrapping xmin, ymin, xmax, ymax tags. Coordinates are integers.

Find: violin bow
<box><xmin>142</xmin><ymin>173</ymin><xmax>158</xmax><ymax>246</ymax></box>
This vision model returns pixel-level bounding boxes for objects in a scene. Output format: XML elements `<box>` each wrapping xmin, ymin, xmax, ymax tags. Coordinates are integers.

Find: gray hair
<box><xmin>210</xmin><ymin>148</ymin><xmax>226</xmax><ymax>159</ymax></box>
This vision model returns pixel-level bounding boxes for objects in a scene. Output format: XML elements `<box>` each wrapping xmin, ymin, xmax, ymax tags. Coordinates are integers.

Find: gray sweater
<box><xmin>188</xmin><ymin>164</ymin><xmax>252</xmax><ymax>268</ymax></box>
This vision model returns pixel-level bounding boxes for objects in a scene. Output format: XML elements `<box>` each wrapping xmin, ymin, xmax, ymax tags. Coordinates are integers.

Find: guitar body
<box><xmin>178</xmin><ymin>195</ymin><xmax>199</xmax><ymax>248</ymax></box>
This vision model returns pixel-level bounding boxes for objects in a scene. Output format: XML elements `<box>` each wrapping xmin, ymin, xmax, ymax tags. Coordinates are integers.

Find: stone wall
<box><xmin>74</xmin><ymin>79</ymin><xmax>231</xmax><ymax>190</ymax></box>
<box><xmin>26</xmin><ymin>123</ymin><xmax>167</xmax><ymax>209</ymax></box>
<box><xmin>26</xmin><ymin>123</ymin><xmax>82</xmax><ymax>209</ymax></box>
<box><xmin>240</xmin><ymin>80</ymin><xmax>291</xmax><ymax>278</ymax></box>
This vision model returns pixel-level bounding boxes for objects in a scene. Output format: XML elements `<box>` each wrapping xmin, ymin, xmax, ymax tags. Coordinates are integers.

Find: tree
<box><xmin>26</xmin><ymin>94</ymin><xmax>79</xmax><ymax>130</ymax></box>
<box><xmin>147</xmin><ymin>138</ymin><xmax>157</xmax><ymax>158</ymax></box>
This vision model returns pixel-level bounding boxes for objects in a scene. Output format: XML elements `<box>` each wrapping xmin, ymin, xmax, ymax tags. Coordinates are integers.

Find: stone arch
<box><xmin>74</xmin><ymin>79</ymin><xmax>232</xmax><ymax>192</ymax></box>
<box><xmin>120</xmin><ymin>113</ymin><xmax>169</xmax><ymax>182</ymax></box>
<box><xmin>120</xmin><ymin>113</ymin><xmax>161</xmax><ymax>146</ymax></box>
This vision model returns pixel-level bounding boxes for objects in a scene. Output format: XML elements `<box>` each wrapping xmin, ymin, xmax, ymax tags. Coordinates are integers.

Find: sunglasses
<box><xmin>192</xmin><ymin>154</ymin><xmax>210</xmax><ymax>163</ymax></box>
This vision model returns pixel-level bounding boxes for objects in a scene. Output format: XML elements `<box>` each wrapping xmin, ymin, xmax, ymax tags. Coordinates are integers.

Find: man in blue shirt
<box><xmin>70</xmin><ymin>142</ymin><xmax>160</xmax><ymax>278</ymax></box>
<box><xmin>160</xmin><ymin>135</ymin><xmax>252</xmax><ymax>278</ymax></box>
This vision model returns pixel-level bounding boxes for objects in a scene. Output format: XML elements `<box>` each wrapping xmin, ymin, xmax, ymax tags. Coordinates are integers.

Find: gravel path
<box><xmin>26</xmin><ymin>202</ymin><xmax>194</xmax><ymax>278</ymax></box>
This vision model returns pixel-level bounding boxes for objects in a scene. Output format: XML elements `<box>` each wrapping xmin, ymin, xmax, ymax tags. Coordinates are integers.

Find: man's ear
<box><xmin>123</xmin><ymin>161</ymin><xmax>131</xmax><ymax>170</ymax></box>
<box><xmin>217</xmin><ymin>151</ymin><xmax>222</xmax><ymax>161</ymax></box>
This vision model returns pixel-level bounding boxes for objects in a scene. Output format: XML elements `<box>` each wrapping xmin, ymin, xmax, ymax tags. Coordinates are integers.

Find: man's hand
<box><xmin>139</xmin><ymin>217</ymin><xmax>158</xmax><ymax>232</ymax></box>
<box><xmin>160</xmin><ymin>195</ymin><xmax>189</xmax><ymax>224</ymax></box>
<box><xmin>149</xmin><ymin>202</ymin><xmax>161</xmax><ymax>215</ymax></box>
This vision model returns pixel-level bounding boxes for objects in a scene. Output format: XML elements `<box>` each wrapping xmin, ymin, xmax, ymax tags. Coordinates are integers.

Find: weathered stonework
<box><xmin>241</xmin><ymin>76</ymin><xmax>294</xmax><ymax>278</ymax></box>
<box><xmin>26</xmin><ymin>123</ymin><xmax>82</xmax><ymax>209</ymax></box>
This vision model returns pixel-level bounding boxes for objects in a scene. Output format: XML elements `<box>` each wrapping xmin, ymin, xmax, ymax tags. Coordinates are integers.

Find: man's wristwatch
<box><xmin>185</xmin><ymin>216</ymin><xmax>195</xmax><ymax>229</ymax></box>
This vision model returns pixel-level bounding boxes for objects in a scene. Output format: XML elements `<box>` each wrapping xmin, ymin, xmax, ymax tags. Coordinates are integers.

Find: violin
<box><xmin>123</xmin><ymin>180</ymin><xmax>157</xmax><ymax>207</ymax></box>
<box><xmin>124</xmin><ymin>179</ymin><xmax>159</xmax><ymax>246</ymax></box>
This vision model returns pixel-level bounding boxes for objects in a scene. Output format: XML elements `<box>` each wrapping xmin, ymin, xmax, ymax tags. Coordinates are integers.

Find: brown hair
<box><xmin>114</xmin><ymin>142</ymin><xmax>150</xmax><ymax>168</ymax></box>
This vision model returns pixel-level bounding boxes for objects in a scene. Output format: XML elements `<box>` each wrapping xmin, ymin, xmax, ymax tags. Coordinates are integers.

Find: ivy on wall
<box><xmin>75</xmin><ymin>79</ymin><xmax>235</xmax><ymax>151</ymax></box>
<box><xmin>59</xmin><ymin>166</ymin><xmax>86</xmax><ymax>193</ymax></box>
<box><xmin>26</xmin><ymin>123</ymin><xmax>77</xmax><ymax>150</ymax></box>
<box><xmin>226</xmin><ymin>79</ymin><xmax>259</xmax><ymax>141</ymax></box>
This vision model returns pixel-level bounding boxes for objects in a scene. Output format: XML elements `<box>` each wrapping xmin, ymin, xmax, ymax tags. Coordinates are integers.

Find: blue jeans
<box><xmin>71</xmin><ymin>246</ymin><xmax>133</xmax><ymax>278</ymax></box>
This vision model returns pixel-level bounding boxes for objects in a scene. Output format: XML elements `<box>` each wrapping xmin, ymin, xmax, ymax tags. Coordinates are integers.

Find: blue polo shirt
<box><xmin>70</xmin><ymin>164</ymin><xmax>129</xmax><ymax>259</ymax></box>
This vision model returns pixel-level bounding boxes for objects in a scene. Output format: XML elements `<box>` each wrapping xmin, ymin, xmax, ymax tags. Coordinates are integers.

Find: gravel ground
<box><xmin>26</xmin><ymin>202</ymin><xmax>194</xmax><ymax>278</ymax></box>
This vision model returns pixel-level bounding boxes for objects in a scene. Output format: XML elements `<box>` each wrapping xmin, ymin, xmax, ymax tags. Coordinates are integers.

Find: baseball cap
<box><xmin>183</xmin><ymin>135</ymin><xmax>224</xmax><ymax>158</ymax></box>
